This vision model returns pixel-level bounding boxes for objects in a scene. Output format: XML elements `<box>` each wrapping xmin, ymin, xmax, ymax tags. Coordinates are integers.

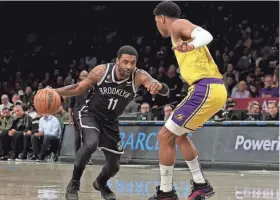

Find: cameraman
<box><xmin>214</xmin><ymin>99</ymin><xmax>241</xmax><ymax>121</ymax></box>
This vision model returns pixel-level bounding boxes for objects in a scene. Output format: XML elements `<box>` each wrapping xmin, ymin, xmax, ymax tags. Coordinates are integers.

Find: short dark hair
<box><xmin>153</xmin><ymin>1</ymin><xmax>181</xmax><ymax>18</ymax></box>
<box><xmin>117</xmin><ymin>45</ymin><xmax>138</xmax><ymax>60</ymax></box>
<box><xmin>2</xmin><ymin>107</ymin><xmax>9</xmax><ymax>112</ymax></box>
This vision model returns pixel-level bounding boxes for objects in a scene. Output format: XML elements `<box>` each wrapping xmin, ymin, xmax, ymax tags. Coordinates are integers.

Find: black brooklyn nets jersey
<box><xmin>85</xmin><ymin>63</ymin><xmax>137</xmax><ymax>120</ymax></box>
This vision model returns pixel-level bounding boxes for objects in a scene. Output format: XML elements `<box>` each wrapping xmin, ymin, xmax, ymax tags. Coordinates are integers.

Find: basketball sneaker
<box><xmin>93</xmin><ymin>180</ymin><xmax>116</xmax><ymax>200</ymax></box>
<box><xmin>149</xmin><ymin>186</ymin><xmax>179</xmax><ymax>200</ymax></box>
<box><xmin>65</xmin><ymin>180</ymin><xmax>80</xmax><ymax>200</ymax></box>
<box><xmin>186</xmin><ymin>179</ymin><xmax>215</xmax><ymax>200</ymax></box>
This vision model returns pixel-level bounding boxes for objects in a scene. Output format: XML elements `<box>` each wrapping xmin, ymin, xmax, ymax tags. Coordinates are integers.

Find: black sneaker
<box><xmin>93</xmin><ymin>180</ymin><xmax>116</xmax><ymax>200</ymax></box>
<box><xmin>65</xmin><ymin>180</ymin><xmax>80</xmax><ymax>200</ymax></box>
<box><xmin>36</xmin><ymin>155</ymin><xmax>45</xmax><ymax>162</ymax></box>
<box><xmin>8</xmin><ymin>154</ymin><xmax>17</xmax><ymax>161</ymax></box>
<box><xmin>15</xmin><ymin>153</ymin><xmax>27</xmax><ymax>161</ymax></box>
<box><xmin>0</xmin><ymin>155</ymin><xmax>9</xmax><ymax>161</ymax></box>
<box><xmin>28</xmin><ymin>155</ymin><xmax>38</xmax><ymax>161</ymax></box>
<box><xmin>186</xmin><ymin>179</ymin><xmax>215</xmax><ymax>200</ymax></box>
<box><xmin>149</xmin><ymin>186</ymin><xmax>179</xmax><ymax>200</ymax></box>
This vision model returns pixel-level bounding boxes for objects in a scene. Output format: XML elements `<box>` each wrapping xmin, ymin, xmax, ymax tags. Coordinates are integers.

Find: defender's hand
<box><xmin>172</xmin><ymin>40</ymin><xmax>194</xmax><ymax>53</ymax></box>
<box><xmin>145</xmin><ymin>80</ymin><xmax>162</xmax><ymax>95</ymax></box>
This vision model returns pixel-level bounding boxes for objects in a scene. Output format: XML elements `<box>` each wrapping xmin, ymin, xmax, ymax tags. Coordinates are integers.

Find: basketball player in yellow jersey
<box><xmin>149</xmin><ymin>2</ymin><xmax>227</xmax><ymax>200</ymax></box>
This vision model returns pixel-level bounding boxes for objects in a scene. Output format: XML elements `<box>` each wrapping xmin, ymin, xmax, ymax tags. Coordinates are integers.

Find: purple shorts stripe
<box><xmin>183</xmin><ymin>84</ymin><xmax>210</xmax><ymax>128</ymax></box>
<box><xmin>171</xmin><ymin>84</ymin><xmax>210</xmax><ymax>127</ymax></box>
<box><xmin>174</xmin><ymin>85</ymin><xmax>197</xmax><ymax>112</ymax></box>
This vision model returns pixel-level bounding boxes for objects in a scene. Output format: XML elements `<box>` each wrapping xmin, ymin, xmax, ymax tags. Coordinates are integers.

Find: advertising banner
<box><xmin>60</xmin><ymin>123</ymin><xmax>279</xmax><ymax>165</ymax></box>
<box><xmin>233</xmin><ymin>97</ymin><xmax>279</xmax><ymax>110</ymax></box>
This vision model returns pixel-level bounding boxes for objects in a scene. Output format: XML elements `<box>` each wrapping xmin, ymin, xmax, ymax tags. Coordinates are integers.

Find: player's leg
<box><xmin>73</xmin><ymin>119</ymin><xmax>81</xmax><ymax>155</ymax></box>
<box><xmin>65</xmin><ymin>115</ymin><xmax>100</xmax><ymax>200</ymax></box>
<box><xmin>150</xmin><ymin>82</ymin><xmax>227</xmax><ymax>200</ymax></box>
<box><xmin>93</xmin><ymin>150</ymin><xmax>121</xmax><ymax>200</ymax></box>
<box><xmin>149</xmin><ymin>126</ymin><xmax>179</xmax><ymax>200</ymax></box>
<box><xmin>93</xmin><ymin>122</ymin><xmax>123</xmax><ymax>200</ymax></box>
<box><xmin>179</xmin><ymin>83</ymin><xmax>226</xmax><ymax>200</ymax></box>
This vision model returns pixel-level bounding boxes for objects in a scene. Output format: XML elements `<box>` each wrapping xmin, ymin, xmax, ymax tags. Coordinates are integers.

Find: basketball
<box><xmin>34</xmin><ymin>88</ymin><xmax>61</xmax><ymax>115</ymax></box>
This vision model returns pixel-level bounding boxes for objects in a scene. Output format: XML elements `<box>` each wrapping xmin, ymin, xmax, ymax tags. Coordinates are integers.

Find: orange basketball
<box><xmin>34</xmin><ymin>88</ymin><xmax>61</xmax><ymax>115</ymax></box>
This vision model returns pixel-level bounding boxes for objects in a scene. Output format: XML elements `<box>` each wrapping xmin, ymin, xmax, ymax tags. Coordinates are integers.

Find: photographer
<box><xmin>214</xmin><ymin>99</ymin><xmax>245</xmax><ymax>121</ymax></box>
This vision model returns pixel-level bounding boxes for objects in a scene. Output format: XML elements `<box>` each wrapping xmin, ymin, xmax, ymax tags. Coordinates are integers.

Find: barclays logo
<box><xmin>119</xmin><ymin>131</ymin><xmax>193</xmax><ymax>151</ymax></box>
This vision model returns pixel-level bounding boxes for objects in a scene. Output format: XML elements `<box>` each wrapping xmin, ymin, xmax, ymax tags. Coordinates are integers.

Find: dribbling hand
<box><xmin>145</xmin><ymin>80</ymin><xmax>162</xmax><ymax>95</ymax></box>
<box><xmin>172</xmin><ymin>40</ymin><xmax>194</xmax><ymax>53</ymax></box>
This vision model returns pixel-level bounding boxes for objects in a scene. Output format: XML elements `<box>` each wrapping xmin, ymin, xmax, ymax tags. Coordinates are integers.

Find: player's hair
<box><xmin>117</xmin><ymin>45</ymin><xmax>138</xmax><ymax>60</ymax></box>
<box><xmin>153</xmin><ymin>1</ymin><xmax>181</xmax><ymax>18</ymax></box>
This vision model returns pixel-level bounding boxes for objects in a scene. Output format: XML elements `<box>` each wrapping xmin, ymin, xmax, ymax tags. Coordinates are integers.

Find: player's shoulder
<box><xmin>172</xmin><ymin>19</ymin><xmax>192</xmax><ymax>29</ymax></box>
<box><xmin>134</xmin><ymin>68</ymin><xmax>148</xmax><ymax>76</ymax></box>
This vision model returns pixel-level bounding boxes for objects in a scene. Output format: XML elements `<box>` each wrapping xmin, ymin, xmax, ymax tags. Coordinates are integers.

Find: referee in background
<box><xmin>68</xmin><ymin>70</ymin><xmax>92</xmax><ymax>164</ymax></box>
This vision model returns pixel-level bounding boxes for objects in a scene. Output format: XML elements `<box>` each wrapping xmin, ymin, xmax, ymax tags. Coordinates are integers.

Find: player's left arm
<box><xmin>134</xmin><ymin>69</ymin><xmax>169</xmax><ymax>96</ymax></box>
<box><xmin>172</xmin><ymin>19</ymin><xmax>213</xmax><ymax>52</ymax></box>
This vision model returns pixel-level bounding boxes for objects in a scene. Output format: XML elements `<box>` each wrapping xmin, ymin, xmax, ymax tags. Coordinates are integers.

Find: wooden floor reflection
<box><xmin>0</xmin><ymin>161</ymin><xmax>278</xmax><ymax>200</ymax></box>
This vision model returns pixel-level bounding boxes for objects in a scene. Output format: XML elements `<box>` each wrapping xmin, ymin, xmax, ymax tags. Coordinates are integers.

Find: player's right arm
<box><xmin>55</xmin><ymin>65</ymin><xmax>106</xmax><ymax>97</ymax></box>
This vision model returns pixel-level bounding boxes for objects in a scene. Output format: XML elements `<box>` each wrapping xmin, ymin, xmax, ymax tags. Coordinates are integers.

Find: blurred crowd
<box><xmin>1</xmin><ymin>2</ymin><xmax>279</xmax><ymax>162</ymax></box>
<box><xmin>2</xmin><ymin>2</ymin><xmax>279</xmax><ymax>121</ymax></box>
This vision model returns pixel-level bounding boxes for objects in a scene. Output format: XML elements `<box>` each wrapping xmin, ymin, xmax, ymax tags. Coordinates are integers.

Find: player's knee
<box><xmin>175</xmin><ymin>135</ymin><xmax>188</xmax><ymax>145</ymax></box>
<box><xmin>158</xmin><ymin>126</ymin><xmax>176</xmax><ymax>145</ymax></box>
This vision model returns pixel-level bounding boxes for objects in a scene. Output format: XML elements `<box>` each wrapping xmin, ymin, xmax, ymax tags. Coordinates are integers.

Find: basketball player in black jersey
<box><xmin>55</xmin><ymin>46</ymin><xmax>169</xmax><ymax>200</ymax></box>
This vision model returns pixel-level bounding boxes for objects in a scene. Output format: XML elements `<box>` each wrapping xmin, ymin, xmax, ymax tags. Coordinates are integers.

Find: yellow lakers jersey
<box><xmin>172</xmin><ymin>40</ymin><xmax>222</xmax><ymax>85</ymax></box>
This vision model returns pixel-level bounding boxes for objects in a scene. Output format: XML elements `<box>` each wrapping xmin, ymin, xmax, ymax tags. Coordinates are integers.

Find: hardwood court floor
<box><xmin>0</xmin><ymin>161</ymin><xmax>278</xmax><ymax>200</ymax></box>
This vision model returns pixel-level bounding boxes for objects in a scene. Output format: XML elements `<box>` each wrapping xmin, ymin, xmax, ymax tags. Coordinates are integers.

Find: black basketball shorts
<box><xmin>78</xmin><ymin>106</ymin><xmax>124</xmax><ymax>154</ymax></box>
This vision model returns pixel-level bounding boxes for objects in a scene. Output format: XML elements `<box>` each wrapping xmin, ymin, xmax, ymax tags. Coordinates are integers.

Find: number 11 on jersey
<box><xmin>108</xmin><ymin>98</ymin><xmax>118</xmax><ymax>110</ymax></box>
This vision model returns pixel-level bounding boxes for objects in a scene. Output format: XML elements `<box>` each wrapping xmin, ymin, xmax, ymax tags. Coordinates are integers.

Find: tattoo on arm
<box><xmin>55</xmin><ymin>65</ymin><xmax>106</xmax><ymax>97</ymax></box>
<box><xmin>135</xmin><ymin>69</ymin><xmax>154</xmax><ymax>87</ymax></box>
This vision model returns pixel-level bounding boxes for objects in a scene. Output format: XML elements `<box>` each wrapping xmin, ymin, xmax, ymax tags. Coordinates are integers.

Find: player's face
<box><xmin>155</xmin><ymin>16</ymin><xmax>169</xmax><ymax>38</ymax></box>
<box><xmin>116</xmin><ymin>54</ymin><xmax>137</xmax><ymax>79</ymax></box>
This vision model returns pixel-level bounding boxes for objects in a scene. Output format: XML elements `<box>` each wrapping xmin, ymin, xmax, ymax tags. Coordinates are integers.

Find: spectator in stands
<box><xmin>246</xmin><ymin>103</ymin><xmax>262</xmax><ymax>121</ymax></box>
<box><xmin>11</xmin><ymin>94</ymin><xmax>21</xmax><ymax>106</ymax></box>
<box><xmin>263</xmin><ymin>102</ymin><xmax>279</xmax><ymax>121</ymax></box>
<box><xmin>26</xmin><ymin>104</ymin><xmax>38</xmax><ymax>119</ymax></box>
<box><xmin>53</xmin><ymin>76</ymin><xmax>64</xmax><ymax>88</ymax></box>
<box><xmin>259</xmin><ymin>75</ymin><xmax>279</xmax><ymax>97</ymax></box>
<box><xmin>0</xmin><ymin>108</ymin><xmax>15</xmax><ymax>160</ymax></box>
<box><xmin>162</xmin><ymin>104</ymin><xmax>173</xmax><ymax>121</ymax></box>
<box><xmin>7</xmin><ymin>105</ymin><xmax>33</xmax><ymax>160</ymax></box>
<box><xmin>124</xmin><ymin>99</ymin><xmax>138</xmax><ymax>114</ymax></box>
<box><xmin>272</xmin><ymin>69</ymin><xmax>279</xmax><ymax>86</ymax></box>
<box><xmin>224</xmin><ymin>74</ymin><xmax>237</xmax><ymax>96</ymax></box>
<box><xmin>137</xmin><ymin>102</ymin><xmax>153</xmax><ymax>120</ymax></box>
<box><xmin>0</xmin><ymin>94</ymin><xmax>13</xmax><ymax>114</ymax></box>
<box><xmin>165</xmin><ymin>65</ymin><xmax>183</xmax><ymax>102</ymax></box>
<box><xmin>15</xmin><ymin>82</ymin><xmax>24</xmax><ymax>97</ymax></box>
<box><xmin>55</xmin><ymin>105</ymin><xmax>69</xmax><ymax>125</ymax></box>
<box><xmin>31</xmin><ymin>114</ymin><xmax>61</xmax><ymax>161</ymax></box>
<box><xmin>22</xmin><ymin>86</ymin><xmax>35</xmax><ymax>104</ymax></box>
<box><xmin>248</xmin><ymin>84</ymin><xmax>260</xmax><ymax>98</ymax></box>
<box><xmin>223</xmin><ymin>63</ymin><xmax>239</xmax><ymax>83</ymax></box>
<box><xmin>254</xmin><ymin>67</ymin><xmax>263</xmax><ymax>83</ymax></box>
<box><xmin>246</xmin><ymin>73</ymin><xmax>256</xmax><ymax>85</ymax></box>
<box><xmin>231</xmin><ymin>81</ymin><xmax>250</xmax><ymax>98</ymax></box>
